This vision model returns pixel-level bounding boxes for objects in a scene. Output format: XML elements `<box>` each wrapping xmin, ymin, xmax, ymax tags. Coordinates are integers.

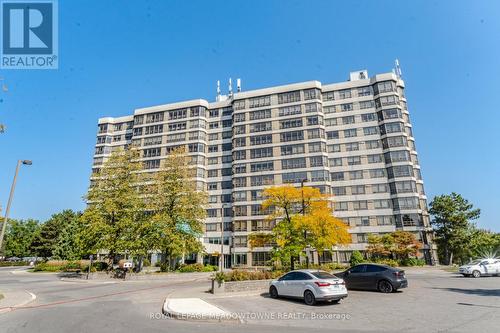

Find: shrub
<box><xmin>295</xmin><ymin>262</ymin><xmax>348</xmax><ymax>272</ymax></box>
<box><xmin>202</xmin><ymin>264</ymin><xmax>218</xmax><ymax>272</ymax></box>
<box><xmin>177</xmin><ymin>263</ymin><xmax>204</xmax><ymax>272</ymax></box>
<box><xmin>373</xmin><ymin>258</ymin><xmax>399</xmax><ymax>267</ymax></box>
<box><xmin>222</xmin><ymin>269</ymin><xmax>277</xmax><ymax>282</ymax></box>
<box><xmin>400</xmin><ymin>258</ymin><xmax>425</xmax><ymax>267</ymax></box>
<box><xmin>92</xmin><ymin>261</ymin><xmax>109</xmax><ymax>271</ymax></box>
<box><xmin>142</xmin><ymin>258</ymin><xmax>151</xmax><ymax>267</ymax></box>
<box><xmin>0</xmin><ymin>261</ymin><xmax>29</xmax><ymax>267</ymax></box>
<box><xmin>350</xmin><ymin>251</ymin><xmax>365</xmax><ymax>266</ymax></box>
<box><xmin>213</xmin><ymin>271</ymin><xmax>225</xmax><ymax>284</ymax></box>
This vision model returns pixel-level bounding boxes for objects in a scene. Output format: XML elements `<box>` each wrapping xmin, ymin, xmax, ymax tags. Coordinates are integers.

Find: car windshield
<box><xmin>469</xmin><ymin>260</ymin><xmax>481</xmax><ymax>264</ymax></box>
<box><xmin>310</xmin><ymin>271</ymin><xmax>335</xmax><ymax>279</ymax></box>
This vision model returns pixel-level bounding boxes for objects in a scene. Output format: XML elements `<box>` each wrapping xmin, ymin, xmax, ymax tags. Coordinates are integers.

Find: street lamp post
<box><xmin>300</xmin><ymin>179</ymin><xmax>309</xmax><ymax>269</ymax></box>
<box><xmin>0</xmin><ymin>160</ymin><xmax>32</xmax><ymax>255</ymax></box>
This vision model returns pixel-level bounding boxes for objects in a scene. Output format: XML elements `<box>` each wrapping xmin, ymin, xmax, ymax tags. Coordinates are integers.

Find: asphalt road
<box><xmin>0</xmin><ymin>267</ymin><xmax>499</xmax><ymax>333</ymax></box>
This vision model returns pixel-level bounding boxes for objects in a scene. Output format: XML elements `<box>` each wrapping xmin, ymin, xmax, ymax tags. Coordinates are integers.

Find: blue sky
<box><xmin>0</xmin><ymin>0</ymin><xmax>499</xmax><ymax>231</ymax></box>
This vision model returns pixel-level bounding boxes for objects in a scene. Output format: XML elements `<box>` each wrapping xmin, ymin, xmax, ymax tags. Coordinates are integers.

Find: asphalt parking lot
<box><xmin>208</xmin><ymin>268</ymin><xmax>500</xmax><ymax>332</ymax></box>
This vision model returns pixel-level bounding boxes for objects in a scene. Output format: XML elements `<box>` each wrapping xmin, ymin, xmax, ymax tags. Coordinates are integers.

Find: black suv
<box><xmin>336</xmin><ymin>264</ymin><xmax>408</xmax><ymax>293</ymax></box>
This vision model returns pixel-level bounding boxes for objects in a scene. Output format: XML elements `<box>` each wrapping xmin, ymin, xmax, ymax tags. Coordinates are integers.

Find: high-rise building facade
<box><xmin>91</xmin><ymin>70</ymin><xmax>437</xmax><ymax>267</ymax></box>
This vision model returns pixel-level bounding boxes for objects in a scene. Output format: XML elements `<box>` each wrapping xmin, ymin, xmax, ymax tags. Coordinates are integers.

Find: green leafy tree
<box><xmin>31</xmin><ymin>210</ymin><xmax>80</xmax><ymax>258</ymax></box>
<box><xmin>429</xmin><ymin>193</ymin><xmax>480</xmax><ymax>265</ymax></box>
<box><xmin>2</xmin><ymin>219</ymin><xmax>39</xmax><ymax>258</ymax></box>
<box><xmin>80</xmin><ymin>148</ymin><xmax>146</xmax><ymax>267</ymax></box>
<box><xmin>52</xmin><ymin>211</ymin><xmax>84</xmax><ymax>260</ymax></box>
<box><xmin>464</xmin><ymin>228</ymin><xmax>500</xmax><ymax>262</ymax></box>
<box><xmin>143</xmin><ymin>147</ymin><xmax>207</xmax><ymax>270</ymax></box>
<box><xmin>350</xmin><ymin>250</ymin><xmax>365</xmax><ymax>266</ymax></box>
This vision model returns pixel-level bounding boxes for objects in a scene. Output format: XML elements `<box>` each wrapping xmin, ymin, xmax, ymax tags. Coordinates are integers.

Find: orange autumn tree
<box><xmin>249</xmin><ymin>185</ymin><xmax>350</xmax><ymax>269</ymax></box>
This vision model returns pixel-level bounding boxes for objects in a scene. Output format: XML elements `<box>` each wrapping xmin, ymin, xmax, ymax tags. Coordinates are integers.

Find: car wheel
<box><xmin>378</xmin><ymin>280</ymin><xmax>394</xmax><ymax>293</ymax></box>
<box><xmin>303</xmin><ymin>290</ymin><xmax>316</xmax><ymax>306</ymax></box>
<box><xmin>472</xmin><ymin>270</ymin><xmax>481</xmax><ymax>278</ymax></box>
<box><xmin>269</xmin><ymin>286</ymin><xmax>279</xmax><ymax>299</ymax></box>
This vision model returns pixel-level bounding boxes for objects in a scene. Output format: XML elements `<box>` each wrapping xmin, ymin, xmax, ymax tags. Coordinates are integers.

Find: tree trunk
<box><xmin>449</xmin><ymin>252</ymin><xmax>454</xmax><ymax>266</ymax></box>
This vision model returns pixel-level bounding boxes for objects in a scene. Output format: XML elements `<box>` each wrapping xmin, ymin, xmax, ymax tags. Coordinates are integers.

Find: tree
<box><xmin>142</xmin><ymin>147</ymin><xmax>207</xmax><ymax>270</ymax></box>
<box><xmin>429</xmin><ymin>193</ymin><xmax>480</xmax><ymax>265</ymax></box>
<box><xmin>463</xmin><ymin>228</ymin><xmax>500</xmax><ymax>262</ymax></box>
<box><xmin>250</xmin><ymin>185</ymin><xmax>350</xmax><ymax>269</ymax></box>
<box><xmin>366</xmin><ymin>234</ymin><xmax>393</xmax><ymax>258</ymax></box>
<box><xmin>366</xmin><ymin>231</ymin><xmax>421</xmax><ymax>261</ymax></box>
<box><xmin>2</xmin><ymin>219</ymin><xmax>39</xmax><ymax>258</ymax></box>
<box><xmin>391</xmin><ymin>231</ymin><xmax>421</xmax><ymax>260</ymax></box>
<box><xmin>80</xmin><ymin>148</ymin><xmax>146</xmax><ymax>267</ymax></box>
<box><xmin>31</xmin><ymin>210</ymin><xmax>80</xmax><ymax>258</ymax></box>
<box><xmin>52</xmin><ymin>211</ymin><xmax>84</xmax><ymax>260</ymax></box>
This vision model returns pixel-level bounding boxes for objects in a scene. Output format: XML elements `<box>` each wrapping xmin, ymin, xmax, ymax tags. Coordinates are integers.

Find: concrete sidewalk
<box><xmin>0</xmin><ymin>289</ymin><xmax>36</xmax><ymax>314</ymax></box>
<box><xmin>162</xmin><ymin>298</ymin><xmax>239</xmax><ymax>323</ymax></box>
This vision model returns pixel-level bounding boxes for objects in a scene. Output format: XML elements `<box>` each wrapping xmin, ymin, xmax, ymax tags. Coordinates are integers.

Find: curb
<box><xmin>162</xmin><ymin>298</ymin><xmax>241</xmax><ymax>323</ymax></box>
<box><xmin>0</xmin><ymin>290</ymin><xmax>37</xmax><ymax>314</ymax></box>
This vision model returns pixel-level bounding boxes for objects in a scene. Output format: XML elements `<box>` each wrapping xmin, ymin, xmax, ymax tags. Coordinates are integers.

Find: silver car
<box><xmin>269</xmin><ymin>269</ymin><xmax>348</xmax><ymax>305</ymax></box>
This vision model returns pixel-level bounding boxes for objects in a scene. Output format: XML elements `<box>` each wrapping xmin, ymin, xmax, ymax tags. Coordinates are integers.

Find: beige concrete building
<box><xmin>92</xmin><ymin>69</ymin><xmax>437</xmax><ymax>267</ymax></box>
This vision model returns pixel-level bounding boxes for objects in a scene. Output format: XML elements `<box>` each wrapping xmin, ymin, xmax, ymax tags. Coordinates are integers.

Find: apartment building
<box><xmin>92</xmin><ymin>69</ymin><xmax>438</xmax><ymax>267</ymax></box>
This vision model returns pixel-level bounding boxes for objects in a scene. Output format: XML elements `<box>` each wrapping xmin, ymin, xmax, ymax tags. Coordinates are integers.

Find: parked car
<box><xmin>269</xmin><ymin>269</ymin><xmax>348</xmax><ymax>306</ymax></box>
<box><xmin>459</xmin><ymin>259</ymin><xmax>500</xmax><ymax>278</ymax></box>
<box><xmin>335</xmin><ymin>263</ymin><xmax>407</xmax><ymax>293</ymax></box>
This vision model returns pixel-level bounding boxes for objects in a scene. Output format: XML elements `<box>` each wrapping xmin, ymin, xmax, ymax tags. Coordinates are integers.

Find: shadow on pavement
<box><xmin>258</xmin><ymin>293</ymin><xmax>344</xmax><ymax>307</ymax></box>
<box><xmin>457</xmin><ymin>302</ymin><xmax>500</xmax><ymax>309</ymax></box>
<box><xmin>433</xmin><ymin>288</ymin><xmax>500</xmax><ymax>296</ymax></box>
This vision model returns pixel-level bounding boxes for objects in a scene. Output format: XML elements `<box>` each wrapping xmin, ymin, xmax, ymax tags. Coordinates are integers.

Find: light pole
<box><xmin>0</xmin><ymin>160</ymin><xmax>32</xmax><ymax>255</ymax></box>
<box><xmin>300</xmin><ymin>178</ymin><xmax>310</xmax><ymax>268</ymax></box>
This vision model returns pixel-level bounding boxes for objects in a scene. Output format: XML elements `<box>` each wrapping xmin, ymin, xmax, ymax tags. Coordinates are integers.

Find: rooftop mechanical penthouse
<box><xmin>91</xmin><ymin>69</ymin><xmax>438</xmax><ymax>267</ymax></box>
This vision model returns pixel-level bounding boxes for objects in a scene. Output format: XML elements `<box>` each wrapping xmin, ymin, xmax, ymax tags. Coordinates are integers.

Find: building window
<box><xmin>322</xmin><ymin>91</ymin><xmax>335</xmax><ymax>101</ymax></box>
<box><xmin>281</xmin><ymin>144</ymin><xmax>305</xmax><ymax>156</ymax></box>
<box><xmin>278</xmin><ymin>91</ymin><xmax>301</xmax><ymax>104</ymax></box>
<box><xmin>250</xmin><ymin>175</ymin><xmax>274</xmax><ymax>186</ymax></box>
<box><xmin>304</xmin><ymin>88</ymin><xmax>321</xmax><ymax>100</ymax></box>
<box><xmin>279</xmin><ymin>105</ymin><xmax>301</xmax><ymax>117</ymax></box>
<box><xmin>252</xmin><ymin>252</ymin><xmax>271</xmax><ymax>266</ymax></box>
<box><xmin>168</xmin><ymin>109</ymin><xmax>187</xmax><ymax>120</ymax></box>
<box><xmin>280</xmin><ymin>130</ymin><xmax>304</xmax><ymax>142</ymax></box>
<box><xmin>349</xmin><ymin>170</ymin><xmax>364</xmax><ymax>180</ymax></box>
<box><xmin>250</xmin><ymin>147</ymin><xmax>273</xmax><ymax>159</ymax></box>
<box><xmin>357</xmin><ymin>86</ymin><xmax>372</xmax><ymax>96</ymax></box>
<box><xmin>146</xmin><ymin>112</ymin><xmax>164</xmax><ymax>123</ymax></box>
<box><xmin>282</xmin><ymin>171</ymin><xmax>308</xmax><ymax>184</ymax></box>
<box><xmin>250</xmin><ymin>161</ymin><xmax>274</xmax><ymax>172</ymax></box>
<box><xmin>338</xmin><ymin>89</ymin><xmax>352</xmax><ymax>99</ymax></box>
<box><xmin>250</xmin><ymin>134</ymin><xmax>272</xmax><ymax>146</ymax></box>
<box><xmin>167</xmin><ymin>122</ymin><xmax>185</xmax><ymax>132</ymax></box>
<box><xmin>345</xmin><ymin>142</ymin><xmax>359</xmax><ymax>151</ymax></box>
<box><xmin>250</xmin><ymin>121</ymin><xmax>272</xmax><ymax>133</ymax></box>
<box><xmin>249</xmin><ymin>109</ymin><xmax>271</xmax><ymax>120</ymax></box>
<box><xmin>249</xmin><ymin>95</ymin><xmax>271</xmax><ymax>108</ymax></box>
<box><xmin>279</xmin><ymin>118</ymin><xmax>303</xmax><ymax>129</ymax></box>
<box><xmin>282</xmin><ymin>158</ymin><xmax>306</xmax><ymax>170</ymax></box>
<box><xmin>344</xmin><ymin>128</ymin><xmax>357</xmax><ymax>138</ymax></box>
<box><xmin>342</xmin><ymin>116</ymin><xmax>355</xmax><ymax>125</ymax></box>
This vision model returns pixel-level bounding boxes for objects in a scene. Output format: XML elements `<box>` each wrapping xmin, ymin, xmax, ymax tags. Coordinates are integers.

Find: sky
<box><xmin>0</xmin><ymin>0</ymin><xmax>499</xmax><ymax>231</ymax></box>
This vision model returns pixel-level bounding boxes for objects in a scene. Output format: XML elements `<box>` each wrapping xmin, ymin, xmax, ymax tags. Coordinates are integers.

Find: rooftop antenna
<box><xmin>228</xmin><ymin>78</ymin><xmax>233</xmax><ymax>97</ymax></box>
<box><xmin>216</xmin><ymin>80</ymin><xmax>221</xmax><ymax>101</ymax></box>
<box><xmin>395</xmin><ymin>59</ymin><xmax>402</xmax><ymax>78</ymax></box>
<box><xmin>236</xmin><ymin>78</ymin><xmax>241</xmax><ymax>92</ymax></box>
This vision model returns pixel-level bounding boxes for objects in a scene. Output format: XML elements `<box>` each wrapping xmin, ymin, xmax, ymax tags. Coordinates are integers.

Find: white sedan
<box><xmin>459</xmin><ymin>259</ymin><xmax>500</xmax><ymax>278</ymax></box>
<box><xmin>269</xmin><ymin>269</ymin><xmax>348</xmax><ymax>305</ymax></box>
